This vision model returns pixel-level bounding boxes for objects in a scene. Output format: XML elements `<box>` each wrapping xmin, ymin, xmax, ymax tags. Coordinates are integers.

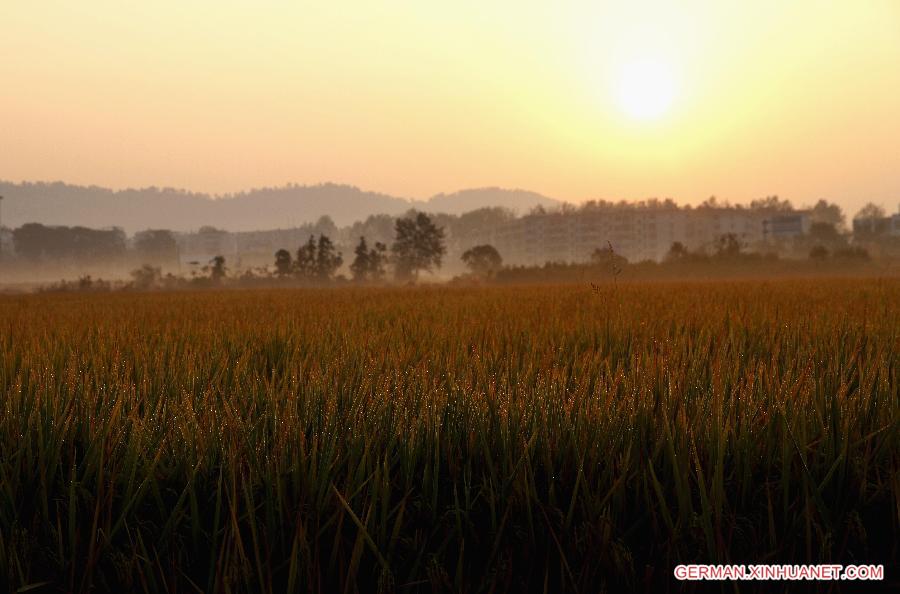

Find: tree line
<box><xmin>5</xmin><ymin>198</ymin><xmax>894</xmax><ymax>269</ymax></box>
<box><xmin>9</xmin><ymin>198</ymin><xmax>897</xmax><ymax>291</ymax></box>
<box><xmin>187</xmin><ymin>210</ymin><xmax>502</xmax><ymax>287</ymax></box>
<box><xmin>270</xmin><ymin>212</ymin><xmax>452</xmax><ymax>283</ymax></box>
<box><xmin>9</xmin><ymin>224</ymin><xmax>178</xmax><ymax>264</ymax></box>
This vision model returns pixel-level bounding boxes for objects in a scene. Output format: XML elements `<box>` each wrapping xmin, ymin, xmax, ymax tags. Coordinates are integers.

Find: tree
<box><xmin>369</xmin><ymin>242</ymin><xmax>388</xmax><ymax>281</ymax></box>
<box><xmin>700</xmin><ymin>195</ymin><xmax>721</xmax><ymax>208</ymax></box>
<box><xmin>207</xmin><ymin>255</ymin><xmax>227</xmax><ymax>282</ymax></box>
<box><xmin>134</xmin><ymin>229</ymin><xmax>178</xmax><ymax>264</ymax></box>
<box><xmin>313</xmin><ymin>215</ymin><xmax>338</xmax><ymax>238</ymax></box>
<box><xmin>314</xmin><ymin>234</ymin><xmax>343</xmax><ymax>281</ymax></box>
<box><xmin>350</xmin><ymin>237</ymin><xmax>371</xmax><ymax>282</ymax></box>
<box><xmin>391</xmin><ymin>213</ymin><xmax>446</xmax><ymax>281</ymax></box>
<box><xmin>346</xmin><ymin>214</ymin><xmax>395</xmax><ymax>250</ymax></box>
<box><xmin>809</xmin><ymin>199</ymin><xmax>845</xmax><ymax>230</ymax></box>
<box><xmin>11</xmin><ymin>223</ymin><xmax>49</xmax><ymax>261</ymax></box>
<box><xmin>295</xmin><ymin>236</ymin><xmax>317</xmax><ymax>279</ymax></box>
<box><xmin>853</xmin><ymin>203</ymin><xmax>887</xmax><ymax>238</ymax></box>
<box><xmin>454</xmin><ymin>208</ymin><xmax>515</xmax><ymax>235</ymax></box>
<box><xmin>807</xmin><ymin>222</ymin><xmax>843</xmax><ymax>245</ymax></box>
<box><xmin>750</xmin><ymin>195</ymin><xmax>793</xmax><ymax>211</ymax></box>
<box><xmin>274</xmin><ymin>249</ymin><xmax>293</xmax><ymax>277</ymax></box>
<box><xmin>666</xmin><ymin>241</ymin><xmax>689</xmax><ymax>261</ymax></box>
<box><xmin>12</xmin><ymin>223</ymin><xmax>127</xmax><ymax>262</ymax></box>
<box><xmin>713</xmin><ymin>233</ymin><xmax>742</xmax><ymax>258</ymax></box>
<box><xmin>293</xmin><ymin>234</ymin><xmax>342</xmax><ymax>282</ymax></box>
<box><xmin>130</xmin><ymin>264</ymin><xmax>162</xmax><ymax>290</ymax></box>
<box><xmin>855</xmin><ymin>202</ymin><xmax>886</xmax><ymax>221</ymax></box>
<box><xmin>64</xmin><ymin>226</ymin><xmax>127</xmax><ymax>262</ymax></box>
<box><xmin>351</xmin><ymin>236</ymin><xmax>389</xmax><ymax>282</ymax></box>
<box><xmin>461</xmin><ymin>244</ymin><xmax>503</xmax><ymax>277</ymax></box>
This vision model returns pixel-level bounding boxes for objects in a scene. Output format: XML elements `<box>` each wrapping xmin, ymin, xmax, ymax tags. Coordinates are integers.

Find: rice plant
<box><xmin>0</xmin><ymin>279</ymin><xmax>897</xmax><ymax>592</ymax></box>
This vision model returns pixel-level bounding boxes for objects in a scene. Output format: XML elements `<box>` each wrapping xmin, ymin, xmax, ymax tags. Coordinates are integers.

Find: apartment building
<box><xmin>492</xmin><ymin>206</ymin><xmax>807</xmax><ymax>265</ymax></box>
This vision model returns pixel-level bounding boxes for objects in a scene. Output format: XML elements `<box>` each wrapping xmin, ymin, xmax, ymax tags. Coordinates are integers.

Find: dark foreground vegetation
<box><xmin>0</xmin><ymin>280</ymin><xmax>898</xmax><ymax>592</ymax></box>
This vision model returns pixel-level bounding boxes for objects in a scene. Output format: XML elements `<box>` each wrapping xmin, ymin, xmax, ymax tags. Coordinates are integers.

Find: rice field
<box><xmin>0</xmin><ymin>279</ymin><xmax>898</xmax><ymax>592</ymax></box>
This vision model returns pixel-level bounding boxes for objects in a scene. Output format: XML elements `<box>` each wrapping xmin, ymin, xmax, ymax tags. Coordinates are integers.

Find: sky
<box><xmin>1</xmin><ymin>0</ymin><xmax>899</xmax><ymax>216</ymax></box>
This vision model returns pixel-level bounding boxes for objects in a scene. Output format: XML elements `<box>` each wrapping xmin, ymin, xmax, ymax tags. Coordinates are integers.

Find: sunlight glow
<box><xmin>1</xmin><ymin>1</ymin><xmax>898</xmax><ymax>211</ymax></box>
<box><xmin>613</xmin><ymin>57</ymin><xmax>678</xmax><ymax>121</ymax></box>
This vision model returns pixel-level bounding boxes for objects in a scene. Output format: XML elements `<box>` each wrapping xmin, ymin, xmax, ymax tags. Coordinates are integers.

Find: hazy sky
<box><xmin>2</xmin><ymin>1</ymin><xmax>899</xmax><ymax>215</ymax></box>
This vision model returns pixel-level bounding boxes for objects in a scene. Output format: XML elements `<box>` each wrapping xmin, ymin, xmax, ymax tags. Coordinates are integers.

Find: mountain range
<box><xmin>0</xmin><ymin>181</ymin><xmax>562</xmax><ymax>233</ymax></box>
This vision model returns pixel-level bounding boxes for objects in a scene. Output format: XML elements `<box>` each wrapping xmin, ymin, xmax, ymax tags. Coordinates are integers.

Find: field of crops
<box><xmin>1</xmin><ymin>279</ymin><xmax>898</xmax><ymax>593</ymax></box>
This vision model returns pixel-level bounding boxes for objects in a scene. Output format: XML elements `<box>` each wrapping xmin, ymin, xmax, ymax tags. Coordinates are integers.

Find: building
<box><xmin>764</xmin><ymin>212</ymin><xmax>811</xmax><ymax>240</ymax></box>
<box><xmin>491</xmin><ymin>204</ymin><xmax>781</xmax><ymax>265</ymax></box>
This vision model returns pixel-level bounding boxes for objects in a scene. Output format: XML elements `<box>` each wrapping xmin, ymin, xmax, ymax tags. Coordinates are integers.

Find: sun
<box><xmin>613</xmin><ymin>57</ymin><xmax>678</xmax><ymax>121</ymax></box>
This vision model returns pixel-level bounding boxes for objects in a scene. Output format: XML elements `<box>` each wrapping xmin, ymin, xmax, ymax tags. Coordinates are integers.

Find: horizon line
<box><xmin>1</xmin><ymin>177</ymin><xmax>857</xmax><ymax>212</ymax></box>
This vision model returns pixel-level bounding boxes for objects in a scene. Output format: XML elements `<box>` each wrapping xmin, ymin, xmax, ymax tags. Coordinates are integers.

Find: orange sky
<box><xmin>1</xmin><ymin>1</ymin><xmax>898</xmax><ymax>216</ymax></box>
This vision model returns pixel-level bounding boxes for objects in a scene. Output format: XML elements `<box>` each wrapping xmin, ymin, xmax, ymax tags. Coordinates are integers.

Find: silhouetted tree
<box><xmin>853</xmin><ymin>203</ymin><xmax>887</xmax><ymax>238</ymax></box>
<box><xmin>461</xmin><ymin>244</ymin><xmax>503</xmax><ymax>277</ymax></box>
<box><xmin>713</xmin><ymin>233</ymin><xmax>742</xmax><ymax>258</ymax></box>
<box><xmin>391</xmin><ymin>213</ymin><xmax>446</xmax><ymax>281</ymax></box>
<box><xmin>809</xmin><ymin>199</ymin><xmax>845</xmax><ymax>230</ymax></box>
<box><xmin>11</xmin><ymin>223</ymin><xmax>48</xmax><ymax>261</ymax></box>
<box><xmin>349</xmin><ymin>237</ymin><xmax>388</xmax><ymax>282</ymax></box>
<box><xmin>750</xmin><ymin>195</ymin><xmax>793</xmax><ymax>211</ymax></box>
<box><xmin>351</xmin><ymin>238</ymin><xmax>389</xmax><ymax>282</ymax></box>
<box><xmin>314</xmin><ymin>235</ymin><xmax>343</xmax><ymax>281</ymax></box>
<box><xmin>207</xmin><ymin>255</ymin><xmax>227</xmax><ymax>282</ymax></box>
<box><xmin>134</xmin><ymin>229</ymin><xmax>178</xmax><ymax>264</ymax></box>
<box><xmin>12</xmin><ymin>223</ymin><xmax>126</xmax><ymax>262</ymax></box>
<box><xmin>855</xmin><ymin>203</ymin><xmax>886</xmax><ymax>221</ymax></box>
<box><xmin>808</xmin><ymin>222</ymin><xmax>841</xmax><ymax>242</ymax></box>
<box><xmin>345</xmin><ymin>214</ymin><xmax>395</xmax><ymax>250</ymax></box>
<box><xmin>295</xmin><ymin>236</ymin><xmax>317</xmax><ymax>279</ymax></box>
<box><xmin>369</xmin><ymin>242</ymin><xmax>388</xmax><ymax>281</ymax></box>
<box><xmin>666</xmin><ymin>242</ymin><xmax>689</xmax><ymax>261</ymax></box>
<box><xmin>274</xmin><ymin>249</ymin><xmax>293</xmax><ymax>277</ymax></box>
<box><xmin>805</xmin><ymin>222</ymin><xmax>848</xmax><ymax>251</ymax></box>
<box><xmin>130</xmin><ymin>265</ymin><xmax>162</xmax><ymax>290</ymax></box>
<box><xmin>292</xmin><ymin>235</ymin><xmax>342</xmax><ymax>282</ymax></box>
<box><xmin>700</xmin><ymin>195</ymin><xmax>725</xmax><ymax>208</ymax></box>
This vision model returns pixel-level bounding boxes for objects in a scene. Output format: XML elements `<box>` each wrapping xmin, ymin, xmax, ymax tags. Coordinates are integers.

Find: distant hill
<box><xmin>422</xmin><ymin>188</ymin><xmax>560</xmax><ymax>216</ymax></box>
<box><xmin>0</xmin><ymin>181</ymin><xmax>562</xmax><ymax>233</ymax></box>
